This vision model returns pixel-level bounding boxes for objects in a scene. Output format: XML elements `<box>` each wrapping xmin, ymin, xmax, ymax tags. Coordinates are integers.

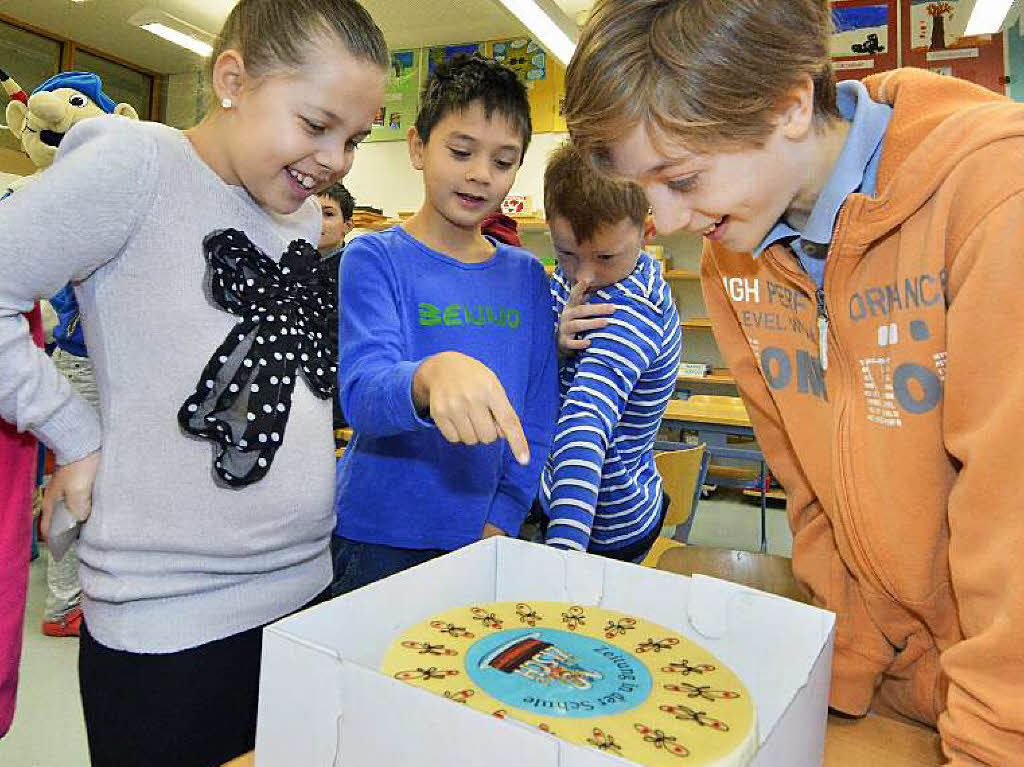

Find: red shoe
<box><xmin>41</xmin><ymin>606</ymin><xmax>82</xmax><ymax>637</ymax></box>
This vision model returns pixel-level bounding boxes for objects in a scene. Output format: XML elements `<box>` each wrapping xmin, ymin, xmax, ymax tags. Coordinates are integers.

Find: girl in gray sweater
<box><xmin>0</xmin><ymin>2</ymin><xmax>388</xmax><ymax>764</ymax></box>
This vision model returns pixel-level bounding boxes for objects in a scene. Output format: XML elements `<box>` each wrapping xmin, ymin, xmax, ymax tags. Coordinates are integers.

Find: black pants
<box><xmin>78</xmin><ymin>587</ymin><xmax>329</xmax><ymax>767</ymax></box>
<box><xmin>592</xmin><ymin>492</ymin><xmax>670</xmax><ymax>563</ymax></box>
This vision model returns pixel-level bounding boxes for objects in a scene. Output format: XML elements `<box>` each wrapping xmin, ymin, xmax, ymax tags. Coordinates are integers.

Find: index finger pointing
<box><xmin>491</xmin><ymin>397</ymin><xmax>530</xmax><ymax>466</ymax></box>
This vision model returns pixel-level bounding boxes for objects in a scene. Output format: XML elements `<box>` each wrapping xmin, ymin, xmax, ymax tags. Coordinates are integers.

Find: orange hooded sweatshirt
<box><xmin>701</xmin><ymin>69</ymin><xmax>1024</xmax><ymax>765</ymax></box>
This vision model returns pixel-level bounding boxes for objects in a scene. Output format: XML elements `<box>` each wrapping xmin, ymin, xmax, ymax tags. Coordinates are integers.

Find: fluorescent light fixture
<box><xmin>964</xmin><ymin>0</ymin><xmax>1021</xmax><ymax>35</ymax></box>
<box><xmin>128</xmin><ymin>9</ymin><xmax>214</xmax><ymax>57</ymax></box>
<box><xmin>491</xmin><ymin>0</ymin><xmax>578</xmax><ymax>66</ymax></box>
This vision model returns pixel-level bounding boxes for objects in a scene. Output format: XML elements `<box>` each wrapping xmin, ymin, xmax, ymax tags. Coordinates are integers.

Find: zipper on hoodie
<box><xmin>815</xmin><ymin>287</ymin><xmax>829</xmax><ymax>371</ymax></box>
<box><xmin>764</xmin><ymin>214</ymin><xmax>894</xmax><ymax>596</ymax></box>
<box><xmin>819</xmin><ymin>212</ymin><xmax>895</xmax><ymax>596</ymax></box>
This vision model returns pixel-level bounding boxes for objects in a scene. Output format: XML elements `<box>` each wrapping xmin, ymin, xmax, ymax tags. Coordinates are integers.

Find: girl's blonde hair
<box><xmin>210</xmin><ymin>0</ymin><xmax>389</xmax><ymax>81</ymax></box>
<box><xmin>566</xmin><ymin>0</ymin><xmax>839</xmax><ymax>162</ymax></box>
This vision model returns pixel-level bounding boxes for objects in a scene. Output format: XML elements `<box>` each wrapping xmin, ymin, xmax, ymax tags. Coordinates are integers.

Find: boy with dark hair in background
<box><xmin>316</xmin><ymin>182</ymin><xmax>357</xmax><ymax>447</ymax></box>
<box><xmin>316</xmin><ymin>182</ymin><xmax>355</xmax><ymax>259</ymax></box>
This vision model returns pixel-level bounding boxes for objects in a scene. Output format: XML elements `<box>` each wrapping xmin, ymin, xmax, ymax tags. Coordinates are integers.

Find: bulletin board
<box><xmin>367</xmin><ymin>49</ymin><xmax>423</xmax><ymax>143</ymax></box>
<box><xmin>427</xmin><ymin>43</ymin><xmax>485</xmax><ymax>78</ymax></box>
<box><xmin>830</xmin><ymin>1</ymin><xmax>899</xmax><ymax>81</ymax></box>
<box><xmin>366</xmin><ymin>39</ymin><xmax>569</xmax><ymax>141</ymax></box>
<box><xmin>484</xmin><ymin>37</ymin><xmax>567</xmax><ymax>133</ymax></box>
<box><xmin>900</xmin><ymin>0</ymin><xmax>1006</xmax><ymax>94</ymax></box>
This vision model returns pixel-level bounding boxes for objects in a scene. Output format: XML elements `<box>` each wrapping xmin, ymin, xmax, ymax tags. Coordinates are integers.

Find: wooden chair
<box><xmin>640</xmin><ymin>444</ymin><xmax>711</xmax><ymax>567</ymax></box>
<box><xmin>656</xmin><ymin>545</ymin><xmax>810</xmax><ymax>603</ymax></box>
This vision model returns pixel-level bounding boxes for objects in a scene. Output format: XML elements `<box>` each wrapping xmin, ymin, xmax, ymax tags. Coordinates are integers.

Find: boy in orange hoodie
<box><xmin>562</xmin><ymin>1</ymin><xmax>1024</xmax><ymax>764</ymax></box>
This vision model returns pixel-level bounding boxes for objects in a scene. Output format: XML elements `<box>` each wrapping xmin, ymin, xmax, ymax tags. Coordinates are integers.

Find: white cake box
<box><xmin>255</xmin><ymin>537</ymin><xmax>835</xmax><ymax>766</ymax></box>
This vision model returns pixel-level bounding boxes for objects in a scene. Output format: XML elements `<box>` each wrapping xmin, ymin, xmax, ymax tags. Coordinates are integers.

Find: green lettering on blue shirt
<box><xmin>443</xmin><ymin>305</ymin><xmax>463</xmax><ymax>325</ymax></box>
<box><xmin>419</xmin><ymin>303</ymin><xmax>442</xmax><ymax>325</ymax></box>
<box><xmin>419</xmin><ymin>302</ymin><xmax>522</xmax><ymax>329</ymax></box>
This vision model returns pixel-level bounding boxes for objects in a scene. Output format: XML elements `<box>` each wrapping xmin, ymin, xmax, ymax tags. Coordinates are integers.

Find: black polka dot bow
<box><xmin>178</xmin><ymin>229</ymin><xmax>337</xmax><ymax>487</ymax></box>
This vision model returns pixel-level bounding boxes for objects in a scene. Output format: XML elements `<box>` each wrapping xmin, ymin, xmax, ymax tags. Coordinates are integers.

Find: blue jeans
<box><xmin>330</xmin><ymin>535</ymin><xmax>448</xmax><ymax>597</ymax></box>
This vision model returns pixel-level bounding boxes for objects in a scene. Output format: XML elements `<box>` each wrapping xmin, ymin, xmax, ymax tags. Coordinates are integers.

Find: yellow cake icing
<box><xmin>381</xmin><ymin>602</ymin><xmax>757</xmax><ymax>766</ymax></box>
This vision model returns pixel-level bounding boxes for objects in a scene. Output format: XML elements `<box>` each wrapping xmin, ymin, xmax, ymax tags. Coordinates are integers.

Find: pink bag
<box><xmin>0</xmin><ymin>305</ymin><xmax>42</xmax><ymax>737</ymax></box>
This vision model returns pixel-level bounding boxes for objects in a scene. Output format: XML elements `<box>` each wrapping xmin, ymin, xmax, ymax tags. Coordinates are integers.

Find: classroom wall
<box><xmin>343</xmin><ymin>131</ymin><xmax>569</xmax><ymax>217</ymax></box>
<box><xmin>164</xmin><ymin>68</ymin><xmax>210</xmax><ymax>130</ymax></box>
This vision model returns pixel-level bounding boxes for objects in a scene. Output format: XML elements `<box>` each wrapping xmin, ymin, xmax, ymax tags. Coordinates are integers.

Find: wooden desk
<box><xmin>224</xmin><ymin>712</ymin><xmax>940</xmax><ymax>766</ymax></box>
<box><xmin>825</xmin><ymin>714</ymin><xmax>941</xmax><ymax>765</ymax></box>
<box><xmin>663</xmin><ymin>396</ymin><xmax>752</xmax><ymax>428</ymax></box>
<box><xmin>656</xmin><ymin>545</ymin><xmax>809</xmax><ymax>604</ymax></box>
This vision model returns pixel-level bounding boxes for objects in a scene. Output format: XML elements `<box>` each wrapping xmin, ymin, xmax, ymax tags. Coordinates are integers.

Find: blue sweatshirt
<box><xmin>541</xmin><ymin>253</ymin><xmax>681</xmax><ymax>552</ymax></box>
<box><xmin>50</xmin><ymin>283</ymin><xmax>87</xmax><ymax>357</ymax></box>
<box><xmin>335</xmin><ymin>227</ymin><xmax>558</xmax><ymax>550</ymax></box>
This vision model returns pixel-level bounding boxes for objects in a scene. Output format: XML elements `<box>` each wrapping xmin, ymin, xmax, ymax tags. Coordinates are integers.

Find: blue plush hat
<box><xmin>32</xmin><ymin>71</ymin><xmax>116</xmax><ymax>114</ymax></box>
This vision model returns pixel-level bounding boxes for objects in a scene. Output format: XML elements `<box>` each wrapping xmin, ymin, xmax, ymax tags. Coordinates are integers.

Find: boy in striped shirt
<box><xmin>540</xmin><ymin>144</ymin><xmax>681</xmax><ymax>560</ymax></box>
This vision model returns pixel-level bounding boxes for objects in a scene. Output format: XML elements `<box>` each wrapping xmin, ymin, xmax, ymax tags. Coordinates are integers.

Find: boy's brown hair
<box><xmin>544</xmin><ymin>142</ymin><xmax>648</xmax><ymax>244</ymax></box>
<box><xmin>565</xmin><ymin>0</ymin><xmax>839</xmax><ymax>162</ymax></box>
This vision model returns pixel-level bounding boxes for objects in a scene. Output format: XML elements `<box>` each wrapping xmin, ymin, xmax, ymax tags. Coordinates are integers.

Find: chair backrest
<box><xmin>655</xmin><ymin>445</ymin><xmax>708</xmax><ymax>528</ymax></box>
<box><xmin>656</xmin><ymin>546</ymin><xmax>810</xmax><ymax>603</ymax></box>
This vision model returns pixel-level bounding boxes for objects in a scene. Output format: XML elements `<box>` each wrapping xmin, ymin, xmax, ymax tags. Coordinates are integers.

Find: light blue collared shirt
<box><xmin>753</xmin><ymin>80</ymin><xmax>892</xmax><ymax>288</ymax></box>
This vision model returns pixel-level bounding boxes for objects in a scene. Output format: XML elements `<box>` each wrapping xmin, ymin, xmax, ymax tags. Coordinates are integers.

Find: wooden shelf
<box><xmin>682</xmin><ymin>317</ymin><xmax>713</xmax><ymax>329</ymax></box>
<box><xmin>663</xmin><ymin>270</ymin><xmax>699</xmax><ymax>281</ymax></box>
<box><xmin>511</xmin><ymin>215</ymin><xmax>549</xmax><ymax>231</ymax></box>
<box><xmin>677</xmin><ymin>368</ymin><xmax>735</xmax><ymax>385</ymax></box>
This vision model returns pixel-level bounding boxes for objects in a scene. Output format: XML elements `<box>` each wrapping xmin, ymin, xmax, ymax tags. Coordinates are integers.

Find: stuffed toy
<box><xmin>3</xmin><ymin>70</ymin><xmax>138</xmax><ymax>198</ymax></box>
<box><xmin>0</xmin><ymin>66</ymin><xmax>28</xmax><ymax>105</ymax></box>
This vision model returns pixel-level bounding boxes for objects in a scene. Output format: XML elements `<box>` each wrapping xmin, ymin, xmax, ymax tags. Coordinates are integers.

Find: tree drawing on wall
<box><xmin>927</xmin><ymin>2</ymin><xmax>955</xmax><ymax>50</ymax></box>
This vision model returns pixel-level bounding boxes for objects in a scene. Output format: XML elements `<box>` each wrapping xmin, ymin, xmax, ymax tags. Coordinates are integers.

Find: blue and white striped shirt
<box><xmin>541</xmin><ymin>252</ymin><xmax>681</xmax><ymax>552</ymax></box>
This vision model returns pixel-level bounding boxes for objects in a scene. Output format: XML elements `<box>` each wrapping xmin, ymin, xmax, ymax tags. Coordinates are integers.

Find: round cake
<box><xmin>381</xmin><ymin>602</ymin><xmax>757</xmax><ymax>766</ymax></box>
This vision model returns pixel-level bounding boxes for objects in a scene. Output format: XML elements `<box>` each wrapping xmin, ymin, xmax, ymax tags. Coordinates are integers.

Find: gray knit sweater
<box><xmin>0</xmin><ymin>117</ymin><xmax>335</xmax><ymax>652</ymax></box>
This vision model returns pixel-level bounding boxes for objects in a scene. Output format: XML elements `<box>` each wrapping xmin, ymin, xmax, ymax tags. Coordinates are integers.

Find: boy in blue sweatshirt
<box><xmin>540</xmin><ymin>144</ymin><xmax>681</xmax><ymax>561</ymax></box>
<box><xmin>332</xmin><ymin>56</ymin><xmax>557</xmax><ymax>594</ymax></box>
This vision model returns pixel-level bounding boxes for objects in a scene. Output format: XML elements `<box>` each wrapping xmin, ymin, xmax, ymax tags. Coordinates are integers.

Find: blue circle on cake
<box><xmin>465</xmin><ymin>628</ymin><xmax>652</xmax><ymax>718</ymax></box>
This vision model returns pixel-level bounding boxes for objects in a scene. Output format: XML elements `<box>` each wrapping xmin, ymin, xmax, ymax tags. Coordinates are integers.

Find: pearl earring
<box><xmin>221</xmin><ymin>97</ymin><xmax>233</xmax><ymax>109</ymax></box>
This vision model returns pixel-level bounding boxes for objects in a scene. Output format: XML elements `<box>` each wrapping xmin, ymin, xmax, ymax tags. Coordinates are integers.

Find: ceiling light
<box><xmin>128</xmin><ymin>9</ymin><xmax>214</xmax><ymax>57</ymax></box>
<box><xmin>490</xmin><ymin>0</ymin><xmax>578</xmax><ymax>66</ymax></box>
<box><xmin>964</xmin><ymin>0</ymin><xmax>1022</xmax><ymax>35</ymax></box>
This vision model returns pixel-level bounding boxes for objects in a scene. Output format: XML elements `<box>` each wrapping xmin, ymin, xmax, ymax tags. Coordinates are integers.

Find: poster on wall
<box><xmin>358</xmin><ymin>39</ymin><xmax>571</xmax><ymax>141</ymax></box>
<box><xmin>485</xmin><ymin>37</ymin><xmax>565</xmax><ymax>133</ymax></box>
<box><xmin>829</xmin><ymin>1</ymin><xmax>898</xmax><ymax>81</ymax></box>
<box><xmin>427</xmin><ymin>43</ymin><xmax>484</xmax><ymax>77</ymax></box>
<box><xmin>367</xmin><ymin>49</ymin><xmax>421</xmax><ymax>143</ymax></box>
<box><xmin>901</xmin><ymin>0</ymin><xmax>1006</xmax><ymax>93</ymax></box>
<box><xmin>490</xmin><ymin>38</ymin><xmax>547</xmax><ymax>82</ymax></box>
